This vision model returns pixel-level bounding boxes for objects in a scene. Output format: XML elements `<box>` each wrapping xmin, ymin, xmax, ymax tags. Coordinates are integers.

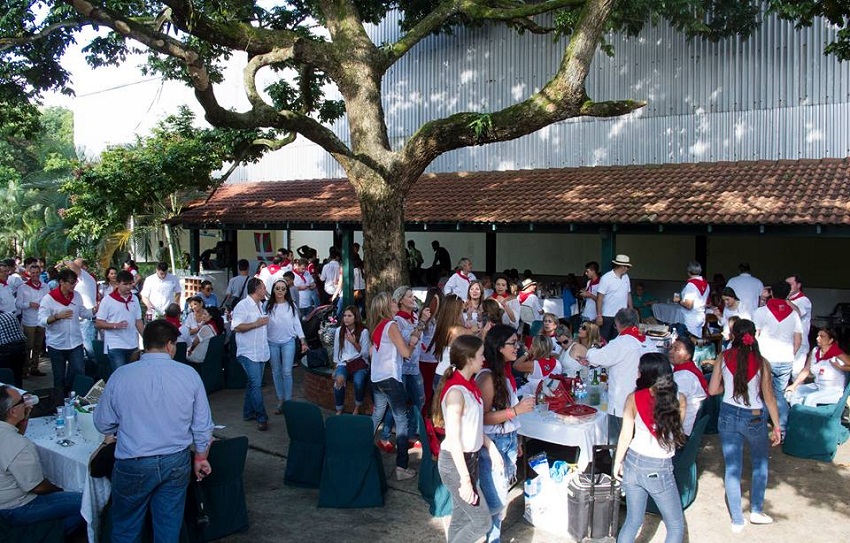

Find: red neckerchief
<box><xmin>618</xmin><ymin>326</ymin><xmax>646</xmax><ymax>342</ymax></box>
<box><xmin>586</xmin><ymin>277</ymin><xmax>599</xmax><ymax>289</ymax></box>
<box><xmin>0</xmin><ymin>279</ymin><xmax>6</xmax><ymax>287</ymax></box>
<box><xmin>24</xmin><ymin>278</ymin><xmax>42</xmax><ymax>290</ymax></box>
<box><xmin>306</xmin><ymin>263</ymin><xmax>316</xmax><ymax>274</ymax></box>
<box><xmin>816</xmin><ymin>343</ymin><xmax>844</xmax><ymax>362</ymax></box>
<box><xmin>395</xmin><ymin>310</ymin><xmax>416</xmax><ymax>324</ymax></box>
<box><xmin>518</xmin><ymin>291</ymin><xmax>533</xmax><ymax>304</ymax></box>
<box><xmin>454</xmin><ymin>271</ymin><xmax>470</xmax><ymax>283</ymax></box>
<box><xmin>109</xmin><ymin>289</ymin><xmax>133</xmax><ymax>311</ymax></box>
<box><xmin>49</xmin><ymin>287</ymin><xmax>74</xmax><ymax>306</ymax></box>
<box><xmin>724</xmin><ymin>349</ymin><xmax>759</xmax><ymax>382</ymax></box>
<box><xmin>293</xmin><ymin>270</ymin><xmax>307</xmax><ymax>283</ymax></box>
<box><xmin>267</xmin><ymin>264</ymin><xmax>281</xmax><ymax>275</ymax></box>
<box><xmin>165</xmin><ymin>315</ymin><xmax>181</xmax><ymax>328</ymax></box>
<box><xmin>687</xmin><ymin>277</ymin><xmax>708</xmax><ymax>296</ymax></box>
<box><xmin>673</xmin><ymin>360</ymin><xmax>709</xmax><ymax>394</ymax></box>
<box><xmin>281</xmin><ymin>259</ymin><xmax>291</xmax><ymax>268</ymax></box>
<box><xmin>371</xmin><ymin>318</ymin><xmax>392</xmax><ymax>351</ymax></box>
<box><xmin>634</xmin><ymin>388</ymin><xmax>657</xmax><ymax>438</ymax></box>
<box><xmin>483</xmin><ymin>358</ymin><xmax>519</xmax><ymax>393</ymax></box>
<box><xmin>439</xmin><ymin>369</ymin><xmax>482</xmax><ymax>405</ymax></box>
<box><xmin>537</xmin><ymin>357</ymin><xmax>558</xmax><ymax>377</ymax></box>
<box><xmin>788</xmin><ymin>291</ymin><xmax>806</xmax><ymax>302</ymax></box>
<box><xmin>766</xmin><ymin>298</ymin><xmax>792</xmax><ymax>322</ymax></box>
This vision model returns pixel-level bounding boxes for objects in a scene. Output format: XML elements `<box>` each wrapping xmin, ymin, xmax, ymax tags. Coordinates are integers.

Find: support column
<box><xmin>189</xmin><ymin>229</ymin><xmax>200</xmax><ymax>275</ymax></box>
<box><xmin>223</xmin><ymin>229</ymin><xmax>238</xmax><ymax>276</ymax></box>
<box><xmin>600</xmin><ymin>227</ymin><xmax>616</xmax><ymax>272</ymax></box>
<box><xmin>485</xmin><ymin>231</ymin><xmax>497</xmax><ymax>275</ymax></box>
<box><xmin>695</xmin><ymin>235</ymin><xmax>708</xmax><ymax>273</ymax></box>
<box><xmin>340</xmin><ymin>228</ymin><xmax>354</xmax><ymax>310</ymax></box>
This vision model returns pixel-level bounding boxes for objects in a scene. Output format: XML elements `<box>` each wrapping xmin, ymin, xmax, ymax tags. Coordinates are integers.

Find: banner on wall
<box><xmin>254</xmin><ymin>232</ymin><xmax>273</xmax><ymax>262</ymax></box>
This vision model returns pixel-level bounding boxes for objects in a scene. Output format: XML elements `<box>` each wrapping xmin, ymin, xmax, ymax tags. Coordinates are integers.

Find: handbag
<box><xmin>306</xmin><ymin>347</ymin><xmax>330</xmax><ymax>368</ymax></box>
<box><xmin>346</xmin><ymin>357</ymin><xmax>368</xmax><ymax>373</ymax></box>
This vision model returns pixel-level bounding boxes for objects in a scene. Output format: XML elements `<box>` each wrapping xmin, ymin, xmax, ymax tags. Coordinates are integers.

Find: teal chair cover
<box><xmin>92</xmin><ymin>339</ymin><xmax>113</xmax><ymax>381</ymax></box>
<box><xmin>415</xmin><ymin>408</ymin><xmax>452</xmax><ymax>517</ymax></box>
<box><xmin>184</xmin><ymin>436</ymin><xmax>250</xmax><ymax>542</ymax></box>
<box><xmin>782</xmin><ymin>380</ymin><xmax>850</xmax><ymax>462</ymax></box>
<box><xmin>223</xmin><ymin>334</ymin><xmax>247</xmax><ymax>389</ymax></box>
<box><xmin>529</xmin><ymin>321</ymin><xmax>544</xmax><ymax>337</ymax></box>
<box><xmin>647</xmin><ymin>415</ymin><xmax>709</xmax><ymax>514</ymax></box>
<box><xmin>194</xmin><ymin>335</ymin><xmax>225</xmax><ymax>395</ymax></box>
<box><xmin>282</xmin><ymin>401</ymin><xmax>326</xmax><ymax>488</ymax></box>
<box><xmin>318</xmin><ymin>415</ymin><xmax>387</xmax><ymax>508</ymax></box>
<box><xmin>72</xmin><ymin>374</ymin><xmax>95</xmax><ymax>398</ymax></box>
<box><xmin>174</xmin><ymin>342</ymin><xmax>188</xmax><ymax>364</ymax></box>
<box><xmin>0</xmin><ymin>515</ymin><xmax>64</xmax><ymax>543</ymax></box>
<box><xmin>693</xmin><ymin>343</ymin><xmax>716</xmax><ymax>364</ymax></box>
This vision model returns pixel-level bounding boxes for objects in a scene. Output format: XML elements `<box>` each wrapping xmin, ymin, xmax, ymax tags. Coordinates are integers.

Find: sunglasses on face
<box><xmin>558</xmin><ymin>340</ymin><xmax>571</xmax><ymax>347</ymax></box>
<box><xmin>580</xmin><ymin>325</ymin><xmax>588</xmax><ymax>331</ymax></box>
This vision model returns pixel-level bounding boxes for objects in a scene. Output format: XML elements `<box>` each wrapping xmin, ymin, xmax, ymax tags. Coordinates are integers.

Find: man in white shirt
<box><xmin>320</xmin><ymin>249</ymin><xmax>342</xmax><ymax>306</ymax></box>
<box><xmin>786</xmin><ymin>274</ymin><xmax>813</xmax><ymax>379</ymax></box>
<box><xmin>231</xmin><ymin>278</ymin><xmax>271</xmax><ymax>431</ymax></box>
<box><xmin>38</xmin><ymin>269</ymin><xmax>91</xmax><ymax>393</ymax></box>
<box><xmin>96</xmin><ymin>270</ymin><xmax>144</xmax><ymax>371</ymax></box>
<box><xmin>0</xmin><ymin>261</ymin><xmax>16</xmax><ymax>315</ymax></box>
<box><xmin>676</xmin><ymin>261</ymin><xmax>710</xmax><ymax>338</ymax></box>
<box><xmin>15</xmin><ymin>259</ymin><xmax>48</xmax><ymax>376</ymax></box>
<box><xmin>518</xmin><ymin>278</ymin><xmax>543</xmax><ymax>324</ymax></box>
<box><xmin>580</xmin><ymin>261</ymin><xmax>601</xmax><ymax>322</ymax></box>
<box><xmin>668</xmin><ymin>336</ymin><xmax>708</xmax><ymax>435</ymax></box>
<box><xmin>141</xmin><ymin>262</ymin><xmax>183</xmax><ymax>317</ymax></box>
<box><xmin>726</xmin><ymin>263</ymin><xmax>763</xmax><ymax>315</ymax></box>
<box><xmin>752</xmin><ymin>281</ymin><xmax>802</xmax><ymax>435</ymax></box>
<box><xmin>442</xmin><ymin>257</ymin><xmax>477</xmax><ymax>301</ymax></box>
<box><xmin>259</xmin><ymin>256</ymin><xmax>285</xmax><ymax>293</ymax></box>
<box><xmin>575</xmin><ymin>308</ymin><xmax>649</xmax><ymax>443</ymax></box>
<box><xmin>292</xmin><ymin>258</ymin><xmax>316</xmax><ymax>318</ymax></box>
<box><xmin>69</xmin><ymin>259</ymin><xmax>98</xmax><ymax>366</ymax></box>
<box><xmin>595</xmin><ymin>255</ymin><xmax>633</xmax><ymax>341</ymax></box>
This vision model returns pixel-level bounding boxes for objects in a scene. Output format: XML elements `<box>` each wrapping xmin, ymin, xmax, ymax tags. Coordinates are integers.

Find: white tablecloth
<box><xmin>27</xmin><ymin>417</ymin><xmax>111</xmax><ymax>543</ymax></box>
<box><xmin>516</xmin><ymin>410</ymin><xmax>608</xmax><ymax>470</ymax></box>
<box><xmin>541</xmin><ymin>299</ymin><xmax>565</xmax><ymax>318</ymax></box>
<box><xmin>653</xmin><ymin>302</ymin><xmax>685</xmax><ymax>324</ymax></box>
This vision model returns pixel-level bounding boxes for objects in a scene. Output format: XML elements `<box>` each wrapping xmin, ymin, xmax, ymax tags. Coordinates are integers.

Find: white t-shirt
<box><xmin>320</xmin><ymin>260</ymin><xmax>341</xmax><ymax>296</ymax></box>
<box><xmin>752</xmin><ymin>305</ymin><xmax>803</xmax><ymax>364</ymax></box>
<box><xmin>231</xmin><ymin>297</ymin><xmax>270</xmax><ymax>362</ymax></box>
<box><xmin>292</xmin><ymin>271</ymin><xmax>314</xmax><ymax>309</ymax></box>
<box><xmin>370</xmin><ymin>320</ymin><xmax>401</xmax><ymax>383</ymax></box>
<box><xmin>443</xmin><ymin>272</ymin><xmax>477</xmax><ymax>301</ymax></box>
<box><xmin>788</xmin><ymin>293</ymin><xmax>812</xmax><ymax>349</ymax></box>
<box><xmin>598</xmin><ymin>271</ymin><xmax>631</xmax><ymax>317</ymax></box>
<box><xmin>141</xmin><ymin>273</ymin><xmax>182</xmax><ymax>314</ymax></box>
<box><xmin>96</xmin><ymin>294</ymin><xmax>142</xmax><ymax>351</ymax></box>
<box><xmin>673</xmin><ymin>365</ymin><xmax>707</xmax><ymax>435</ymax></box>
<box><xmin>585</xmin><ymin>334</ymin><xmax>649</xmax><ymax>416</ymax></box>
<box><xmin>726</xmin><ymin>273</ymin><xmax>763</xmax><ymax>318</ymax></box>
<box><xmin>581</xmin><ymin>279</ymin><xmax>600</xmax><ymax>320</ymax></box>
<box><xmin>16</xmin><ymin>281</ymin><xmax>49</xmax><ymax>327</ymax></box>
<box><xmin>75</xmin><ymin>270</ymin><xmax>98</xmax><ymax>310</ymax></box>
<box><xmin>681</xmin><ymin>278</ymin><xmax>710</xmax><ymax>338</ymax></box>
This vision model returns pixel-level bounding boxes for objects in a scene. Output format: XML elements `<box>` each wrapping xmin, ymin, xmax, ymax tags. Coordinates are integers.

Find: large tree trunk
<box><xmin>356</xmin><ymin>178</ymin><xmax>409</xmax><ymax>305</ymax></box>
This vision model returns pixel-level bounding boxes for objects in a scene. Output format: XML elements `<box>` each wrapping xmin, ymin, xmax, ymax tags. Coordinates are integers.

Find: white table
<box><xmin>653</xmin><ymin>302</ymin><xmax>685</xmax><ymax>324</ymax></box>
<box><xmin>26</xmin><ymin>417</ymin><xmax>111</xmax><ymax>543</ymax></box>
<box><xmin>516</xmin><ymin>410</ymin><xmax>608</xmax><ymax>470</ymax></box>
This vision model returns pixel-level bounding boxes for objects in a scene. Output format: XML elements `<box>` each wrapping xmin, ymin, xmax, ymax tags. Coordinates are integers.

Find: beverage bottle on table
<box><xmin>588</xmin><ymin>370</ymin><xmax>601</xmax><ymax>406</ymax></box>
<box><xmin>55</xmin><ymin>413</ymin><xmax>66</xmax><ymax>439</ymax></box>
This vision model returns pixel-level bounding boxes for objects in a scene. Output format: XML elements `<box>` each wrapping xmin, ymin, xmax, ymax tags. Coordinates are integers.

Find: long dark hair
<box><xmin>266</xmin><ymin>279</ymin><xmax>296</xmax><ymax>316</ymax></box>
<box><xmin>431</xmin><ymin>334</ymin><xmax>482</xmax><ymax>429</ymax></box>
<box><xmin>337</xmin><ymin>305</ymin><xmax>365</xmax><ymax>358</ymax></box>
<box><xmin>484</xmin><ymin>324</ymin><xmax>515</xmax><ymax>411</ymax></box>
<box><xmin>635</xmin><ymin>353</ymin><xmax>687</xmax><ymax>451</ymax></box>
<box><xmin>728</xmin><ymin>318</ymin><xmax>768</xmax><ymax>406</ymax></box>
<box><xmin>430</xmin><ymin>294</ymin><xmax>465</xmax><ymax>359</ymax></box>
<box><xmin>205</xmin><ymin>306</ymin><xmax>225</xmax><ymax>336</ymax></box>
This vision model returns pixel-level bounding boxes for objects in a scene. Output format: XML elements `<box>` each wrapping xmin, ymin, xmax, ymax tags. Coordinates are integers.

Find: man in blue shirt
<box><xmin>94</xmin><ymin>320</ymin><xmax>214</xmax><ymax>542</ymax></box>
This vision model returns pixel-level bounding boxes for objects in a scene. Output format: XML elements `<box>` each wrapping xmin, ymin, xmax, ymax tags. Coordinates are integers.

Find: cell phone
<box><xmin>480</xmin><ymin>314</ymin><xmax>489</xmax><ymax>325</ymax></box>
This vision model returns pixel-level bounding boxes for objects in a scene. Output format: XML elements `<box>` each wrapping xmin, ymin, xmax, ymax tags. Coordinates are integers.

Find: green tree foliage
<box><xmin>0</xmin><ymin>0</ymin><xmax>835</xmax><ymax>290</ymax></box>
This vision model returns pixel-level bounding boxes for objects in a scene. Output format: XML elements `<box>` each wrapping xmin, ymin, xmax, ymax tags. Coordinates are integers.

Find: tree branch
<box><xmin>0</xmin><ymin>21</ymin><xmax>86</xmax><ymax>53</ymax></box>
<box><xmin>382</xmin><ymin>0</ymin><xmax>460</xmax><ymax>67</ymax></box>
<box><xmin>459</xmin><ymin>0</ymin><xmax>585</xmax><ymax>22</ymax></box>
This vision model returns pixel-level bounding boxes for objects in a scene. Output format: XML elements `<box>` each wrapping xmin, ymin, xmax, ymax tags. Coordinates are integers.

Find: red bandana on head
<box><xmin>766</xmin><ymin>298</ymin><xmax>793</xmax><ymax>322</ymax></box>
<box><xmin>815</xmin><ymin>343</ymin><xmax>844</xmax><ymax>362</ymax></box>
<box><xmin>49</xmin><ymin>287</ymin><xmax>74</xmax><ymax>306</ymax></box>
<box><xmin>724</xmin><ymin>349</ymin><xmax>759</xmax><ymax>382</ymax></box>
<box><xmin>634</xmin><ymin>388</ymin><xmax>657</xmax><ymax>438</ymax></box>
<box><xmin>618</xmin><ymin>326</ymin><xmax>646</xmax><ymax>343</ymax></box>
<box><xmin>687</xmin><ymin>277</ymin><xmax>708</xmax><ymax>296</ymax></box>
<box><xmin>109</xmin><ymin>289</ymin><xmax>133</xmax><ymax>311</ymax></box>
<box><xmin>439</xmin><ymin>368</ymin><xmax>483</xmax><ymax>405</ymax></box>
<box><xmin>371</xmin><ymin>318</ymin><xmax>393</xmax><ymax>351</ymax></box>
<box><xmin>673</xmin><ymin>360</ymin><xmax>709</xmax><ymax>395</ymax></box>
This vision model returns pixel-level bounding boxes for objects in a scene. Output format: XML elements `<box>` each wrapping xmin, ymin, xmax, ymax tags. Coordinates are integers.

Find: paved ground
<box><xmin>24</xmin><ymin>360</ymin><xmax>850</xmax><ymax>543</ymax></box>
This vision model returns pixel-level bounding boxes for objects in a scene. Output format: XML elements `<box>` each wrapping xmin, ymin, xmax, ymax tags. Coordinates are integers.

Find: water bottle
<box><xmin>600</xmin><ymin>383</ymin><xmax>608</xmax><ymax>412</ymax></box>
<box><xmin>55</xmin><ymin>414</ymin><xmax>67</xmax><ymax>439</ymax></box>
<box><xmin>65</xmin><ymin>408</ymin><xmax>77</xmax><ymax>436</ymax></box>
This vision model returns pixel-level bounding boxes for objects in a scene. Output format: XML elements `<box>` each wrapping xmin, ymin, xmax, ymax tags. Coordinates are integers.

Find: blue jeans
<box><xmin>269</xmin><ymin>339</ymin><xmax>296</xmax><ymax>402</ymax></box>
<box><xmin>718</xmin><ymin>402</ymin><xmax>770</xmax><ymax>525</ymax></box>
<box><xmin>380</xmin><ymin>373</ymin><xmax>426</xmax><ymax>440</ymax></box>
<box><xmin>0</xmin><ymin>491</ymin><xmax>84</xmax><ymax>535</ymax></box>
<box><xmin>80</xmin><ymin>318</ymin><xmax>96</xmax><ymax>363</ymax></box>
<box><xmin>770</xmin><ymin>361</ymin><xmax>793</xmax><ymax>433</ymax></box>
<box><xmin>332</xmin><ymin>364</ymin><xmax>368</xmax><ymax>411</ymax></box>
<box><xmin>238</xmin><ymin>355</ymin><xmax>268</xmax><ymax>424</ymax></box>
<box><xmin>371</xmin><ymin>378</ymin><xmax>410</xmax><ymax>469</ymax></box>
<box><xmin>107</xmin><ymin>347</ymin><xmax>138</xmax><ymax>372</ymax></box>
<box><xmin>48</xmin><ymin>345</ymin><xmax>84</xmax><ymax>391</ymax></box>
<box><xmin>479</xmin><ymin>432</ymin><xmax>518</xmax><ymax>543</ymax></box>
<box><xmin>618</xmin><ymin>450</ymin><xmax>684</xmax><ymax>543</ymax></box>
<box><xmin>110</xmin><ymin>450</ymin><xmax>191</xmax><ymax>543</ymax></box>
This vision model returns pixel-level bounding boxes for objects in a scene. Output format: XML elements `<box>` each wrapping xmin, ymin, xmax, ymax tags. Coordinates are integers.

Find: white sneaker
<box><xmin>750</xmin><ymin>512</ymin><xmax>774</xmax><ymax>525</ymax></box>
<box><xmin>731</xmin><ymin>521</ymin><xmax>747</xmax><ymax>533</ymax></box>
<box><xmin>395</xmin><ymin>467</ymin><xmax>417</xmax><ymax>481</ymax></box>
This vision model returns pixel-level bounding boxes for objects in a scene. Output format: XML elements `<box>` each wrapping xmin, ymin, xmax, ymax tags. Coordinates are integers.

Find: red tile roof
<box><xmin>177</xmin><ymin>159</ymin><xmax>850</xmax><ymax>227</ymax></box>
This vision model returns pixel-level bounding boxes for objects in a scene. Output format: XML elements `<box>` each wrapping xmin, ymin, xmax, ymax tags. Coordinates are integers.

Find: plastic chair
<box><xmin>783</xmin><ymin>380</ymin><xmax>850</xmax><ymax>462</ymax></box>
<box><xmin>318</xmin><ymin>415</ymin><xmax>387</xmax><ymax>508</ymax></box>
<box><xmin>0</xmin><ymin>515</ymin><xmax>64</xmax><ymax>543</ymax></box>
<box><xmin>415</xmin><ymin>408</ymin><xmax>452</xmax><ymax>517</ymax></box>
<box><xmin>184</xmin><ymin>436</ymin><xmax>250</xmax><ymax>542</ymax></box>
<box><xmin>223</xmin><ymin>333</ymin><xmax>247</xmax><ymax>389</ymax></box>
<box><xmin>647</xmin><ymin>415</ymin><xmax>709</xmax><ymax>514</ymax></box>
<box><xmin>281</xmin><ymin>401</ymin><xmax>326</xmax><ymax>488</ymax></box>
<box><xmin>174</xmin><ymin>342</ymin><xmax>188</xmax><ymax>364</ymax></box>
<box><xmin>72</xmin><ymin>374</ymin><xmax>95</xmax><ymax>398</ymax></box>
<box><xmin>0</xmin><ymin>367</ymin><xmax>14</xmax><ymax>385</ymax></box>
<box><xmin>194</xmin><ymin>335</ymin><xmax>225</xmax><ymax>395</ymax></box>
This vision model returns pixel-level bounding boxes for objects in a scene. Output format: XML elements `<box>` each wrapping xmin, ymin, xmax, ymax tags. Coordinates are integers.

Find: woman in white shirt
<box><xmin>266</xmin><ymin>279</ymin><xmax>307</xmax><ymax>414</ymax></box>
<box><xmin>332</xmin><ymin>305</ymin><xmax>370</xmax><ymax>415</ymax></box>
<box><xmin>786</xmin><ymin>328</ymin><xmax>850</xmax><ymax>407</ymax></box>
<box><xmin>490</xmin><ymin>275</ymin><xmax>520</xmax><ymax>330</ymax></box>
<box><xmin>614</xmin><ymin>353</ymin><xmax>688</xmax><ymax>543</ymax></box>
<box><xmin>718</xmin><ymin>287</ymin><xmax>751</xmax><ymax>349</ymax></box>
<box><xmin>187</xmin><ymin>307</ymin><xmax>224</xmax><ymax>363</ymax></box>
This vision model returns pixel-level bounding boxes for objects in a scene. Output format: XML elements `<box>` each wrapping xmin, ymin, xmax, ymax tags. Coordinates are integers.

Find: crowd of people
<box><xmin>1</xmin><ymin>240</ymin><xmax>848</xmax><ymax>542</ymax></box>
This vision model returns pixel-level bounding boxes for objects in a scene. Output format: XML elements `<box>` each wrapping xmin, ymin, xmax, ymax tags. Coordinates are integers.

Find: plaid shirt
<box><xmin>0</xmin><ymin>311</ymin><xmax>25</xmax><ymax>345</ymax></box>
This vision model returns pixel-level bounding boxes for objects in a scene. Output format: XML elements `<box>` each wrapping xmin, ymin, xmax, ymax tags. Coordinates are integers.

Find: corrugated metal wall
<box><xmin>228</xmin><ymin>12</ymin><xmax>850</xmax><ymax>182</ymax></box>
